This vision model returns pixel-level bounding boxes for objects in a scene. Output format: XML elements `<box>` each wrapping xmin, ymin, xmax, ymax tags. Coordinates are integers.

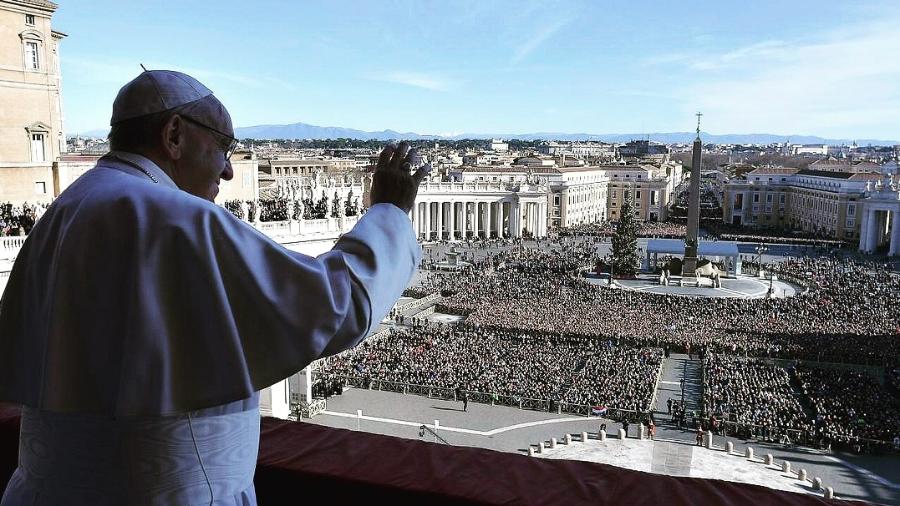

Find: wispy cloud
<box><xmin>690</xmin><ymin>40</ymin><xmax>789</xmax><ymax>71</ymax></box>
<box><xmin>510</xmin><ymin>17</ymin><xmax>571</xmax><ymax>65</ymax></box>
<box><xmin>651</xmin><ymin>15</ymin><xmax>900</xmax><ymax>138</ymax></box>
<box><xmin>64</xmin><ymin>57</ymin><xmax>297</xmax><ymax>91</ymax></box>
<box><xmin>368</xmin><ymin>71</ymin><xmax>459</xmax><ymax>92</ymax></box>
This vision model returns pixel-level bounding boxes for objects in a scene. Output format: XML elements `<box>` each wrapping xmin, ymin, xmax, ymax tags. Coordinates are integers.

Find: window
<box><xmin>779</xmin><ymin>194</ymin><xmax>785</xmax><ymax>204</ymax></box>
<box><xmin>30</xmin><ymin>133</ymin><xmax>45</xmax><ymax>162</ymax></box>
<box><xmin>25</xmin><ymin>41</ymin><xmax>40</xmax><ymax>70</ymax></box>
<box><xmin>34</xmin><ymin>181</ymin><xmax>46</xmax><ymax>194</ymax></box>
<box><xmin>25</xmin><ymin>14</ymin><xmax>35</xmax><ymax>25</ymax></box>
<box><xmin>847</xmin><ymin>204</ymin><xmax>855</xmax><ymax>216</ymax></box>
<box><xmin>554</xmin><ymin>195</ymin><xmax>560</xmax><ymax>206</ymax></box>
<box><xmin>753</xmin><ymin>193</ymin><xmax>760</xmax><ymax>203</ymax></box>
<box><xmin>636</xmin><ymin>190</ymin><xmax>641</xmax><ymax>199</ymax></box>
<box><xmin>766</xmin><ymin>194</ymin><xmax>773</xmax><ymax>203</ymax></box>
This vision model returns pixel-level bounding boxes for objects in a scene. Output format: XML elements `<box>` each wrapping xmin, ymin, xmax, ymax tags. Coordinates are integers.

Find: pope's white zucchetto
<box><xmin>110</xmin><ymin>70</ymin><xmax>214</xmax><ymax>125</ymax></box>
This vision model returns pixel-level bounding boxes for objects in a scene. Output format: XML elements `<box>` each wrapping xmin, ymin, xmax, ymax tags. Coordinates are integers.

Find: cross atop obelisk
<box><xmin>683</xmin><ymin>112</ymin><xmax>703</xmax><ymax>276</ymax></box>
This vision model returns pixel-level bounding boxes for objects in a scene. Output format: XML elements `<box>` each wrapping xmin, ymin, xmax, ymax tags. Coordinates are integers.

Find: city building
<box><xmin>0</xmin><ymin>0</ymin><xmax>65</xmax><ymax>205</ymax></box>
<box><xmin>552</xmin><ymin>166</ymin><xmax>609</xmax><ymax>228</ymax></box>
<box><xmin>537</xmin><ymin>141</ymin><xmax>616</xmax><ymax>158</ymax></box>
<box><xmin>606</xmin><ymin>164</ymin><xmax>680</xmax><ymax>222</ymax></box>
<box><xmin>722</xmin><ymin>166</ymin><xmax>881</xmax><ymax>240</ymax></box>
<box><xmin>216</xmin><ymin>151</ymin><xmax>260</xmax><ymax>203</ymax></box>
<box><xmin>489</xmin><ymin>138</ymin><xmax>508</xmax><ymax>152</ymax></box>
<box><xmin>808</xmin><ymin>157</ymin><xmax>881</xmax><ymax>173</ymax></box>
<box><xmin>411</xmin><ymin>177</ymin><xmax>549</xmax><ymax>240</ymax></box>
<box><xmin>262</xmin><ymin>157</ymin><xmax>357</xmax><ymax>179</ymax></box>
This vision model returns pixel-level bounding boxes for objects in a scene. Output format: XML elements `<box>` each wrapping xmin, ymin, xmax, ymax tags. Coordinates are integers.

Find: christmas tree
<box><xmin>611</xmin><ymin>190</ymin><xmax>640</xmax><ymax>276</ymax></box>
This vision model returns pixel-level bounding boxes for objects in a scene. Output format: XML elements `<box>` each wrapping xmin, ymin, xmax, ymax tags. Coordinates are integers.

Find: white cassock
<box><xmin>0</xmin><ymin>151</ymin><xmax>421</xmax><ymax>505</ymax></box>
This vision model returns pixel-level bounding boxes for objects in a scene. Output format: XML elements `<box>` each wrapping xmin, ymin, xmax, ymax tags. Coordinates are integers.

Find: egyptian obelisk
<box><xmin>682</xmin><ymin>113</ymin><xmax>702</xmax><ymax>276</ymax></box>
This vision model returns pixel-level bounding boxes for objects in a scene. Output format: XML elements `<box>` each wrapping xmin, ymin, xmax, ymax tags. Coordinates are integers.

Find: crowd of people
<box><xmin>558</xmin><ymin>222</ymin><xmax>687</xmax><ymax>239</ymax></box>
<box><xmin>419</xmin><ymin>248</ymin><xmax>899</xmax><ymax>366</ymax></box>
<box><xmin>794</xmin><ymin>365</ymin><xmax>899</xmax><ymax>447</ymax></box>
<box><xmin>0</xmin><ymin>202</ymin><xmax>48</xmax><ymax>236</ymax></box>
<box><xmin>320</xmin><ymin>322</ymin><xmax>662</xmax><ymax>415</ymax></box>
<box><xmin>388</xmin><ymin>241</ymin><xmax>900</xmax><ymax>448</ymax></box>
<box><xmin>706</xmin><ymin>223</ymin><xmax>845</xmax><ymax>246</ymax></box>
<box><xmin>702</xmin><ymin>354</ymin><xmax>810</xmax><ymax>440</ymax></box>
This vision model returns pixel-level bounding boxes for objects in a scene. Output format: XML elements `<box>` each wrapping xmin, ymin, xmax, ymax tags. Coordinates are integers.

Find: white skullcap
<box><xmin>110</xmin><ymin>70</ymin><xmax>214</xmax><ymax>125</ymax></box>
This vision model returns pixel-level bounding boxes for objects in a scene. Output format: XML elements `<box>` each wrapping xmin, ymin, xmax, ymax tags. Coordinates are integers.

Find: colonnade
<box><xmin>410</xmin><ymin>199</ymin><xmax>548</xmax><ymax>240</ymax></box>
<box><xmin>858</xmin><ymin>208</ymin><xmax>900</xmax><ymax>256</ymax></box>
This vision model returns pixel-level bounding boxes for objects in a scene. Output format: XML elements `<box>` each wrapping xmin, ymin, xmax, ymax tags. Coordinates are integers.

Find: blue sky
<box><xmin>56</xmin><ymin>1</ymin><xmax>900</xmax><ymax>139</ymax></box>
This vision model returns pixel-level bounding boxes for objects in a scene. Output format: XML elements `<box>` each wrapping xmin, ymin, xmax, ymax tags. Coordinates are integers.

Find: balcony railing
<box><xmin>0</xmin><ymin>404</ymin><xmax>852</xmax><ymax>505</ymax></box>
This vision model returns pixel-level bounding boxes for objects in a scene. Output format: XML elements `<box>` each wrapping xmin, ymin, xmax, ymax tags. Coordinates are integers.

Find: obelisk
<box><xmin>682</xmin><ymin>113</ymin><xmax>702</xmax><ymax>276</ymax></box>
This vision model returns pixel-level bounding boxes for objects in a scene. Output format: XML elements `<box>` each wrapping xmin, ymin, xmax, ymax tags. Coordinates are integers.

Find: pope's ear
<box><xmin>160</xmin><ymin>114</ymin><xmax>185</xmax><ymax>160</ymax></box>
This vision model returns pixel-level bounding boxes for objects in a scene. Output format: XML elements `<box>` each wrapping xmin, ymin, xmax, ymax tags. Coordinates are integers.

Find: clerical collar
<box><xmin>104</xmin><ymin>151</ymin><xmax>178</xmax><ymax>190</ymax></box>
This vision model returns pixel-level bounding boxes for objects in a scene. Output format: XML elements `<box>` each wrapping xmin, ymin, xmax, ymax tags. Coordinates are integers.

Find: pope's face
<box><xmin>174</xmin><ymin>102</ymin><xmax>235</xmax><ymax>202</ymax></box>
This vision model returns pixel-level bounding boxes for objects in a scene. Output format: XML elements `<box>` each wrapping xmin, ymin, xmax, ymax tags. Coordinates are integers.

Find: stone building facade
<box><xmin>723</xmin><ymin>167</ymin><xmax>882</xmax><ymax>241</ymax></box>
<box><xmin>0</xmin><ymin>0</ymin><xmax>65</xmax><ymax>205</ymax></box>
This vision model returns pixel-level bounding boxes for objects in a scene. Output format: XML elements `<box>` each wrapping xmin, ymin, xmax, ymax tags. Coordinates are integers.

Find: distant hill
<box><xmin>231</xmin><ymin>122</ymin><xmax>898</xmax><ymax>146</ymax></box>
<box><xmin>72</xmin><ymin>122</ymin><xmax>898</xmax><ymax>146</ymax></box>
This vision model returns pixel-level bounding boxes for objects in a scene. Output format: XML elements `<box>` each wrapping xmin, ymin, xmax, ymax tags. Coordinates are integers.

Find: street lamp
<box><xmin>755</xmin><ymin>242</ymin><xmax>768</xmax><ymax>275</ymax></box>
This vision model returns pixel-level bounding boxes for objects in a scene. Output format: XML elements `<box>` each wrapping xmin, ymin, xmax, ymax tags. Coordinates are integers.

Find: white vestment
<box><xmin>0</xmin><ymin>152</ymin><xmax>420</xmax><ymax>504</ymax></box>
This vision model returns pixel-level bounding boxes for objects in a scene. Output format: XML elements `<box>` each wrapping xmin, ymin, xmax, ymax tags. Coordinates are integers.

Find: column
<box><xmin>530</xmin><ymin>203</ymin><xmax>536</xmax><ymax>235</ymax></box>
<box><xmin>496</xmin><ymin>202</ymin><xmax>504</xmax><ymax>238</ymax></box>
<box><xmin>539</xmin><ymin>202</ymin><xmax>547</xmax><ymax>237</ymax></box>
<box><xmin>425</xmin><ymin>201</ymin><xmax>432</xmax><ymax>240</ymax></box>
<box><xmin>462</xmin><ymin>202</ymin><xmax>473</xmax><ymax>239</ymax></box>
<box><xmin>522</xmin><ymin>202</ymin><xmax>531</xmax><ymax>232</ymax></box>
<box><xmin>516</xmin><ymin>202</ymin><xmax>523</xmax><ymax>238</ymax></box>
<box><xmin>449</xmin><ymin>202</ymin><xmax>456</xmax><ymax>240</ymax></box>
<box><xmin>867</xmin><ymin>210</ymin><xmax>879</xmax><ymax>252</ymax></box>
<box><xmin>305</xmin><ymin>366</ymin><xmax>312</xmax><ymax>404</ymax></box>
<box><xmin>476</xmin><ymin>202</ymin><xmax>483</xmax><ymax>238</ymax></box>
<box><xmin>486</xmin><ymin>201</ymin><xmax>494</xmax><ymax>238</ymax></box>
<box><xmin>410</xmin><ymin>202</ymin><xmax>418</xmax><ymax>236</ymax></box>
<box><xmin>436</xmin><ymin>201</ymin><xmax>444</xmax><ymax>240</ymax></box>
<box><xmin>859</xmin><ymin>208</ymin><xmax>870</xmax><ymax>252</ymax></box>
<box><xmin>890</xmin><ymin>210</ymin><xmax>900</xmax><ymax>256</ymax></box>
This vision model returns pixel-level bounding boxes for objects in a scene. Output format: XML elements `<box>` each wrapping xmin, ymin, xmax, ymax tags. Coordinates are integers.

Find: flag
<box><xmin>591</xmin><ymin>406</ymin><xmax>608</xmax><ymax>416</ymax></box>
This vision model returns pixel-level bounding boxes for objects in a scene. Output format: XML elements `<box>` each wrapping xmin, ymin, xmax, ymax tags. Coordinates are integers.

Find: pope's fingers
<box><xmin>412</xmin><ymin>163</ymin><xmax>432</xmax><ymax>185</ymax></box>
<box><xmin>405</xmin><ymin>148</ymin><xmax>421</xmax><ymax>169</ymax></box>
<box><xmin>376</xmin><ymin>144</ymin><xmax>396</xmax><ymax>171</ymax></box>
<box><xmin>389</xmin><ymin>142</ymin><xmax>411</xmax><ymax>170</ymax></box>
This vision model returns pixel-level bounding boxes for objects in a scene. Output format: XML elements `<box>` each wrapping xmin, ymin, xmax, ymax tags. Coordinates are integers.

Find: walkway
<box><xmin>653</xmin><ymin>353</ymin><xmax>702</xmax><ymax>422</ymax></box>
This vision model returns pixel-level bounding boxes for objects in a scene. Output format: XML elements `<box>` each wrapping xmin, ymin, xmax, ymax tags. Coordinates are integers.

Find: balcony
<box><xmin>0</xmin><ymin>404</ymin><xmax>848</xmax><ymax>505</ymax></box>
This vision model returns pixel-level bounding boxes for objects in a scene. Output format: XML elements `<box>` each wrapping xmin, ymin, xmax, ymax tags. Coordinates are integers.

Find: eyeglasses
<box><xmin>179</xmin><ymin>114</ymin><xmax>238</xmax><ymax>159</ymax></box>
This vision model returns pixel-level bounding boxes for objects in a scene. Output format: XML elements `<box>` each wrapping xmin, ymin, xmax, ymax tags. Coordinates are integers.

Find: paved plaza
<box><xmin>305</xmin><ymin>382</ymin><xmax>899</xmax><ymax>505</ymax></box>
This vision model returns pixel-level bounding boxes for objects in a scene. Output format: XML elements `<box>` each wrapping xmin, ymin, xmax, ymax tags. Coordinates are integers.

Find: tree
<box><xmin>611</xmin><ymin>190</ymin><xmax>640</xmax><ymax>276</ymax></box>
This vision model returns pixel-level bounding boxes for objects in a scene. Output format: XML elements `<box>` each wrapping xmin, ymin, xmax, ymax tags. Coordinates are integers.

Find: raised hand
<box><xmin>369</xmin><ymin>141</ymin><xmax>430</xmax><ymax>213</ymax></box>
